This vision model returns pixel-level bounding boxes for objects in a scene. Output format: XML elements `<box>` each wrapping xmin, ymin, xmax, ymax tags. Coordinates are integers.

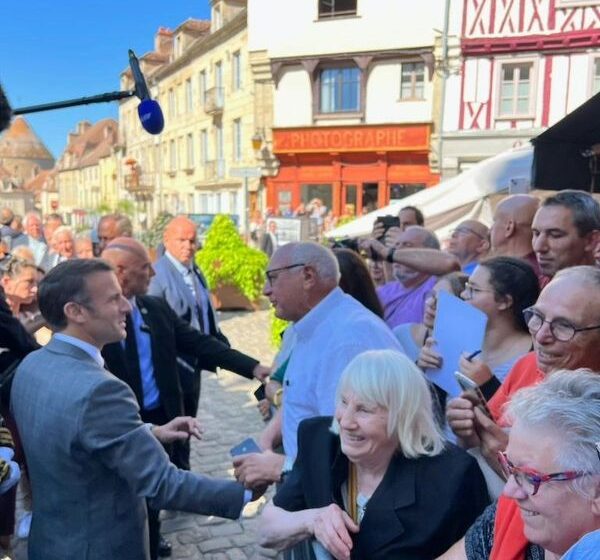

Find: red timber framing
<box><xmin>459</xmin><ymin>0</ymin><xmax>600</xmax><ymax>131</ymax></box>
<box><xmin>266</xmin><ymin>124</ymin><xmax>439</xmax><ymax>217</ymax></box>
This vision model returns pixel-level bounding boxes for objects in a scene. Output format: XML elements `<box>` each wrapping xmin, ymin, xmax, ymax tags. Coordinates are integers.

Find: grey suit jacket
<box><xmin>11</xmin><ymin>337</ymin><xmax>245</xmax><ymax>560</ymax></box>
<box><xmin>148</xmin><ymin>254</ymin><xmax>221</xmax><ymax>338</ymax></box>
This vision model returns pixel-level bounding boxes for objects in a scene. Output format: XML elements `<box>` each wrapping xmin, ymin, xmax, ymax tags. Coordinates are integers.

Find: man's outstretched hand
<box><xmin>152</xmin><ymin>416</ymin><xmax>203</xmax><ymax>444</ymax></box>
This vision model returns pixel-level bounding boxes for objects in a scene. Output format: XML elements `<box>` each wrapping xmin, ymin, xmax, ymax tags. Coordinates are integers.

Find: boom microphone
<box><xmin>128</xmin><ymin>50</ymin><xmax>164</xmax><ymax>135</ymax></box>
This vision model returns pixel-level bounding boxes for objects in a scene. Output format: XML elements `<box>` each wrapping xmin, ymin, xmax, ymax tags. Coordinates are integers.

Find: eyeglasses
<box><xmin>462</xmin><ymin>282</ymin><xmax>495</xmax><ymax>300</ymax></box>
<box><xmin>265</xmin><ymin>263</ymin><xmax>306</xmax><ymax>287</ymax></box>
<box><xmin>498</xmin><ymin>451</ymin><xmax>590</xmax><ymax>496</ymax></box>
<box><xmin>523</xmin><ymin>307</ymin><xmax>600</xmax><ymax>342</ymax></box>
<box><xmin>450</xmin><ymin>226</ymin><xmax>488</xmax><ymax>240</ymax></box>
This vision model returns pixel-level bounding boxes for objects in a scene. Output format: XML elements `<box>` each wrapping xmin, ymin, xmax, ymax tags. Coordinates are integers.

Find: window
<box><xmin>232</xmin><ymin>51</ymin><xmax>242</xmax><ymax>91</ymax></box>
<box><xmin>229</xmin><ymin>191</ymin><xmax>238</xmax><ymax>214</ymax></box>
<box><xmin>185</xmin><ymin>78</ymin><xmax>193</xmax><ymax>112</ymax></box>
<box><xmin>168</xmin><ymin>89</ymin><xmax>175</xmax><ymax>117</ymax></box>
<box><xmin>186</xmin><ymin>133</ymin><xmax>194</xmax><ymax>168</ymax></box>
<box><xmin>593</xmin><ymin>59</ymin><xmax>600</xmax><ymax>96</ymax></box>
<box><xmin>169</xmin><ymin>139</ymin><xmax>176</xmax><ymax>171</ymax></box>
<box><xmin>320</xmin><ymin>67</ymin><xmax>360</xmax><ymax>113</ymax></box>
<box><xmin>213</xmin><ymin>5</ymin><xmax>222</xmax><ymax>30</ymax></box>
<box><xmin>499</xmin><ymin>62</ymin><xmax>533</xmax><ymax>117</ymax></box>
<box><xmin>318</xmin><ymin>0</ymin><xmax>357</xmax><ymax>18</ymax></box>
<box><xmin>199</xmin><ymin>70</ymin><xmax>207</xmax><ymax>105</ymax></box>
<box><xmin>200</xmin><ymin>129</ymin><xmax>209</xmax><ymax>163</ymax></box>
<box><xmin>400</xmin><ymin>62</ymin><xmax>425</xmax><ymax>100</ymax></box>
<box><xmin>216</xmin><ymin>124</ymin><xmax>224</xmax><ymax>161</ymax></box>
<box><xmin>233</xmin><ymin>119</ymin><xmax>242</xmax><ymax>162</ymax></box>
<box><xmin>215</xmin><ymin>61</ymin><xmax>223</xmax><ymax>90</ymax></box>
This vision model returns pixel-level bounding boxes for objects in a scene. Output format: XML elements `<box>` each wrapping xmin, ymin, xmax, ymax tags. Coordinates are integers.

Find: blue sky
<box><xmin>0</xmin><ymin>0</ymin><xmax>211</xmax><ymax>158</ymax></box>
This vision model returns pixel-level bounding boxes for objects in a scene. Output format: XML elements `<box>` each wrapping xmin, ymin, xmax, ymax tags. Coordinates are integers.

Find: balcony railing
<box><xmin>204</xmin><ymin>87</ymin><xmax>224</xmax><ymax>114</ymax></box>
<box><xmin>203</xmin><ymin>159</ymin><xmax>225</xmax><ymax>181</ymax></box>
<box><xmin>124</xmin><ymin>173</ymin><xmax>153</xmax><ymax>197</ymax></box>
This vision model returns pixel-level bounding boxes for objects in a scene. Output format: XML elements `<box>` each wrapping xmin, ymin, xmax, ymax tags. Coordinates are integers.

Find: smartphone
<box><xmin>230</xmin><ymin>437</ymin><xmax>261</xmax><ymax>457</ymax></box>
<box><xmin>454</xmin><ymin>371</ymin><xmax>493</xmax><ymax>419</ymax></box>
<box><xmin>253</xmin><ymin>384</ymin><xmax>266</xmax><ymax>401</ymax></box>
<box><xmin>374</xmin><ymin>215</ymin><xmax>400</xmax><ymax>240</ymax></box>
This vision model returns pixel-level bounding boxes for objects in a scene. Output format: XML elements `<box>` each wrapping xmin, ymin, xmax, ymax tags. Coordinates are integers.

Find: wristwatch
<box><xmin>386</xmin><ymin>247</ymin><xmax>396</xmax><ymax>263</ymax></box>
<box><xmin>273</xmin><ymin>388</ymin><xmax>284</xmax><ymax>408</ymax></box>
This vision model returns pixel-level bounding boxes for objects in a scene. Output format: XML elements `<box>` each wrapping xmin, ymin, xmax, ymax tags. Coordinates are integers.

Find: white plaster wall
<box><xmin>365</xmin><ymin>61</ymin><xmax>432</xmax><ymax>123</ymax></box>
<box><xmin>568</xmin><ymin>53</ymin><xmax>591</xmax><ymax>112</ymax></box>
<box><xmin>443</xmin><ymin>73</ymin><xmax>462</xmax><ymax>131</ymax></box>
<box><xmin>248</xmin><ymin>0</ymin><xmax>441</xmax><ymax>56</ymax></box>
<box><xmin>273</xmin><ymin>66</ymin><xmax>312</xmax><ymax>126</ymax></box>
<box><xmin>548</xmin><ymin>55</ymin><xmax>569</xmax><ymax>126</ymax></box>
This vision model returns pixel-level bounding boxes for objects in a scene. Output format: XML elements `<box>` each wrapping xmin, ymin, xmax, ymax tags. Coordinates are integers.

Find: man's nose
<box><xmin>532</xmin><ymin>233</ymin><xmax>547</xmax><ymax>252</ymax></box>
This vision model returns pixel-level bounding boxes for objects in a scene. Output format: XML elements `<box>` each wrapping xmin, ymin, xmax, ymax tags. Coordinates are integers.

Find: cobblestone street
<box><xmin>12</xmin><ymin>308</ymin><xmax>278</xmax><ymax>560</ymax></box>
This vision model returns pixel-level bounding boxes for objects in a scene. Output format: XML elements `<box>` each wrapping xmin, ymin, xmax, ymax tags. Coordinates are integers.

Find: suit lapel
<box><xmin>164</xmin><ymin>258</ymin><xmax>198</xmax><ymax>314</ymax></box>
<box><xmin>357</xmin><ymin>453</ymin><xmax>416</xmax><ymax>555</ymax></box>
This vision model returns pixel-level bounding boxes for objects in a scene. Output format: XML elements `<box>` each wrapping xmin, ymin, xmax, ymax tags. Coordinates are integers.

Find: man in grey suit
<box><xmin>11</xmin><ymin>259</ymin><xmax>256</xmax><ymax>560</ymax></box>
<box><xmin>148</xmin><ymin>216</ymin><xmax>228</xmax><ymax>470</ymax></box>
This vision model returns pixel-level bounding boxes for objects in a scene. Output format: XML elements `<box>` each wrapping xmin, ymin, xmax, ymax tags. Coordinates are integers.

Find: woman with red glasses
<box><xmin>438</xmin><ymin>369</ymin><xmax>600</xmax><ymax>560</ymax></box>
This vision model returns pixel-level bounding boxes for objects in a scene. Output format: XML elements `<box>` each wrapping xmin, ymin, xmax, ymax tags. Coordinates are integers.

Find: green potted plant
<box><xmin>195</xmin><ymin>214</ymin><xmax>268</xmax><ymax>310</ymax></box>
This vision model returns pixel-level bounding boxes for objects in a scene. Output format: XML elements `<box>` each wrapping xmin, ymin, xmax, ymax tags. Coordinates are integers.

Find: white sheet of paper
<box><xmin>425</xmin><ymin>291</ymin><xmax>488</xmax><ymax>398</ymax></box>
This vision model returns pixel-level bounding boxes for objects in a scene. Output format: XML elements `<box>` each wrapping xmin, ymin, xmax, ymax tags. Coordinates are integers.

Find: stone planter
<box><xmin>211</xmin><ymin>284</ymin><xmax>256</xmax><ymax>311</ymax></box>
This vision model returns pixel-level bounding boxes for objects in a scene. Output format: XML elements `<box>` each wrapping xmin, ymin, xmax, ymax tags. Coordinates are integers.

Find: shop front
<box><xmin>266</xmin><ymin>124</ymin><xmax>438</xmax><ymax>217</ymax></box>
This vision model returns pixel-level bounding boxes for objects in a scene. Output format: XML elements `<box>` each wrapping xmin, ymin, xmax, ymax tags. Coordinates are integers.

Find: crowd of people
<box><xmin>0</xmin><ymin>188</ymin><xmax>599</xmax><ymax>560</ymax></box>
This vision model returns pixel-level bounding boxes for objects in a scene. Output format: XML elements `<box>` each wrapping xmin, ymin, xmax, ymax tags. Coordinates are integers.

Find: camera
<box><xmin>374</xmin><ymin>215</ymin><xmax>400</xmax><ymax>240</ymax></box>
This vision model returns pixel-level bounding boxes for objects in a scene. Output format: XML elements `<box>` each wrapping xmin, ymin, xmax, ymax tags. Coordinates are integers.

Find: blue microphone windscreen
<box><xmin>138</xmin><ymin>99</ymin><xmax>164</xmax><ymax>135</ymax></box>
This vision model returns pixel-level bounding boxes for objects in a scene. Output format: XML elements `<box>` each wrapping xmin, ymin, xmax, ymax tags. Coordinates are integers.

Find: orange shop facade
<box><xmin>266</xmin><ymin>123</ymin><xmax>439</xmax><ymax>217</ymax></box>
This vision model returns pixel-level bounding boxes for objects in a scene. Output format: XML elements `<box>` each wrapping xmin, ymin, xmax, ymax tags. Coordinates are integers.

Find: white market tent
<box><xmin>327</xmin><ymin>145</ymin><xmax>534</xmax><ymax>240</ymax></box>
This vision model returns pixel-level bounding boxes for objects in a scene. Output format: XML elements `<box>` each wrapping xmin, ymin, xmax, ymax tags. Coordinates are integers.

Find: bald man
<box><xmin>447</xmin><ymin>219</ymin><xmax>490</xmax><ymax>274</ymax></box>
<box><xmin>489</xmin><ymin>194</ymin><xmax>541</xmax><ymax>276</ymax></box>
<box><xmin>101</xmin><ymin>238</ymin><xmax>268</xmax><ymax>559</ymax></box>
<box><xmin>148</xmin><ymin>217</ymin><xmax>228</xmax><ymax>468</ymax></box>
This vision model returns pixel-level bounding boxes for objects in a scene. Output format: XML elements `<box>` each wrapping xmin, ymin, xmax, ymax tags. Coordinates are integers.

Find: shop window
<box><xmin>498</xmin><ymin>62</ymin><xmax>534</xmax><ymax>118</ymax></box>
<box><xmin>320</xmin><ymin>66</ymin><xmax>360</xmax><ymax>113</ymax></box>
<box><xmin>400</xmin><ymin>62</ymin><xmax>425</xmax><ymax>100</ymax></box>
<box><xmin>278</xmin><ymin>190</ymin><xmax>292</xmax><ymax>215</ymax></box>
<box><xmin>318</xmin><ymin>0</ymin><xmax>357</xmax><ymax>18</ymax></box>
<box><xmin>390</xmin><ymin>183</ymin><xmax>425</xmax><ymax>200</ymax></box>
<box><xmin>301</xmin><ymin>184</ymin><xmax>332</xmax><ymax>216</ymax></box>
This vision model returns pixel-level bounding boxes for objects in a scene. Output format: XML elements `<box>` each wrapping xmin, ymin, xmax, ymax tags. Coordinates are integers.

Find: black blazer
<box><xmin>274</xmin><ymin>417</ymin><xmax>490</xmax><ymax>560</ymax></box>
<box><xmin>102</xmin><ymin>295</ymin><xmax>259</xmax><ymax>421</ymax></box>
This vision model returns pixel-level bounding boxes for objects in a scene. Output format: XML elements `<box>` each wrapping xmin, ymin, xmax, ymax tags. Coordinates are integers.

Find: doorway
<box><xmin>361</xmin><ymin>183</ymin><xmax>378</xmax><ymax>214</ymax></box>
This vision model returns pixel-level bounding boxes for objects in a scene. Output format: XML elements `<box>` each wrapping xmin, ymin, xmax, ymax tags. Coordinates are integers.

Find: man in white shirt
<box><xmin>233</xmin><ymin>242</ymin><xmax>401</xmax><ymax>489</ymax></box>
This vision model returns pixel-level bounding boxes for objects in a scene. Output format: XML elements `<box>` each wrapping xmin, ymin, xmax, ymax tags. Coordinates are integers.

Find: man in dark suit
<box><xmin>101</xmin><ymin>237</ymin><xmax>269</xmax><ymax>559</ymax></box>
<box><xmin>259</xmin><ymin>220</ymin><xmax>279</xmax><ymax>257</ymax></box>
<box><xmin>148</xmin><ymin>216</ymin><xmax>229</xmax><ymax>470</ymax></box>
<box><xmin>10</xmin><ymin>259</ymin><xmax>261</xmax><ymax>560</ymax></box>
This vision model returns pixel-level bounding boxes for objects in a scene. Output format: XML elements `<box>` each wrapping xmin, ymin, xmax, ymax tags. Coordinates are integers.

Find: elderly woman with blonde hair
<box><xmin>259</xmin><ymin>350</ymin><xmax>489</xmax><ymax>560</ymax></box>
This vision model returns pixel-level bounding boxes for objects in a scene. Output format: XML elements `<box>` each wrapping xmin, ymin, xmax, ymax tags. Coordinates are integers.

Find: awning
<box><xmin>531</xmin><ymin>91</ymin><xmax>600</xmax><ymax>192</ymax></box>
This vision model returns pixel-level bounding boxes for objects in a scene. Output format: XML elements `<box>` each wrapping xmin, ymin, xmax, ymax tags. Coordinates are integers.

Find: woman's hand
<box><xmin>310</xmin><ymin>503</ymin><xmax>359</xmax><ymax>560</ymax></box>
<box><xmin>446</xmin><ymin>396</ymin><xmax>482</xmax><ymax>449</ymax></box>
<box><xmin>458</xmin><ymin>353</ymin><xmax>493</xmax><ymax>385</ymax></box>
<box><xmin>416</xmin><ymin>337</ymin><xmax>443</xmax><ymax>370</ymax></box>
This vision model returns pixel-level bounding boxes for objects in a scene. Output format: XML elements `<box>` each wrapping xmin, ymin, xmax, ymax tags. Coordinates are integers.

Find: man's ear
<box><xmin>496</xmin><ymin>293</ymin><xmax>513</xmax><ymax>312</ymax></box>
<box><xmin>583</xmin><ymin>230</ymin><xmax>600</xmax><ymax>254</ymax></box>
<box><xmin>63</xmin><ymin>301</ymin><xmax>87</xmax><ymax>325</ymax></box>
<box><xmin>590</xmin><ymin>479</ymin><xmax>600</xmax><ymax>516</ymax></box>
<box><xmin>505</xmin><ymin>219</ymin><xmax>516</xmax><ymax>238</ymax></box>
<box><xmin>301</xmin><ymin>264</ymin><xmax>318</xmax><ymax>290</ymax></box>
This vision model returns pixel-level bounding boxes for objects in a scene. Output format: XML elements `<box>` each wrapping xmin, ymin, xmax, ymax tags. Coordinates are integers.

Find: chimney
<box><xmin>155</xmin><ymin>27</ymin><xmax>174</xmax><ymax>57</ymax></box>
<box><xmin>77</xmin><ymin>121</ymin><xmax>92</xmax><ymax>135</ymax></box>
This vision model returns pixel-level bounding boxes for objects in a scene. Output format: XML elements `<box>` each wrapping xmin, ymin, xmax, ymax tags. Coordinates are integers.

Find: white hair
<box><xmin>506</xmin><ymin>369</ymin><xmax>600</xmax><ymax>496</ymax></box>
<box><xmin>51</xmin><ymin>225</ymin><xmax>73</xmax><ymax>241</ymax></box>
<box><xmin>286</xmin><ymin>242</ymin><xmax>341</xmax><ymax>284</ymax></box>
<box><xmin>23</xmin><ymin>211</ymin><xmax>42</xmax><ymax>227</ymax></box>
<box><xmin>331</xmin><ymin>350</ymin><xmax>445</xmax><ymax>459</ymax></box>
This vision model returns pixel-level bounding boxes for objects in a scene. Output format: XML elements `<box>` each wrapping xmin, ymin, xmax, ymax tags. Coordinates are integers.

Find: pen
<box><xmin>467</xmin><ymin>350</ymin><xmax>482</xmax><ymax>361</ymax></box>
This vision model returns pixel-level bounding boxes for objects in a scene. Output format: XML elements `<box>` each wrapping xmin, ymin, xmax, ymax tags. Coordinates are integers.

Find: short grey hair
<box><xmin>331</xmin><ymin>350</ymin><xmax>445</xmax><ymax>459</ymax></box>
<box><xmin>554</xmin><ymin>264</ymin><xmax>600</xmax><ymax>289</ymax></box>
<box><xmin>506</xmin><ymin>369</ymin><xmax>600</xmax><ymax>496</ymax></box>
<box><xmin>287</xmin><ymin>242</ymin><xmax>341</xmax><ymax>284</ymax></box>
<box><xmin>542</xmin><ymin>190</ymin><xmax>600</xmax><ymax>236</ymax></box>
<box><xmin>51</xmin><ymin>225</ymin><xmax>73</xmax><ymax>241</ymax></box>
<box><xmin>23</xmin><ymin>211</ymin><xmax>42</xmax><ymax>227</ymax></box>
<box><xmin>406</xmin><ymin>225</ymin><xmax>441</xmax><ymax>250</ymax></box>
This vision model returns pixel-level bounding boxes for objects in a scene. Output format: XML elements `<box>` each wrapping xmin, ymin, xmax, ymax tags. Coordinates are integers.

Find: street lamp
<box><xmin>251</xmin><ymin>130</ymin><xmax>264</xmax><ymax>152</ymax></box>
